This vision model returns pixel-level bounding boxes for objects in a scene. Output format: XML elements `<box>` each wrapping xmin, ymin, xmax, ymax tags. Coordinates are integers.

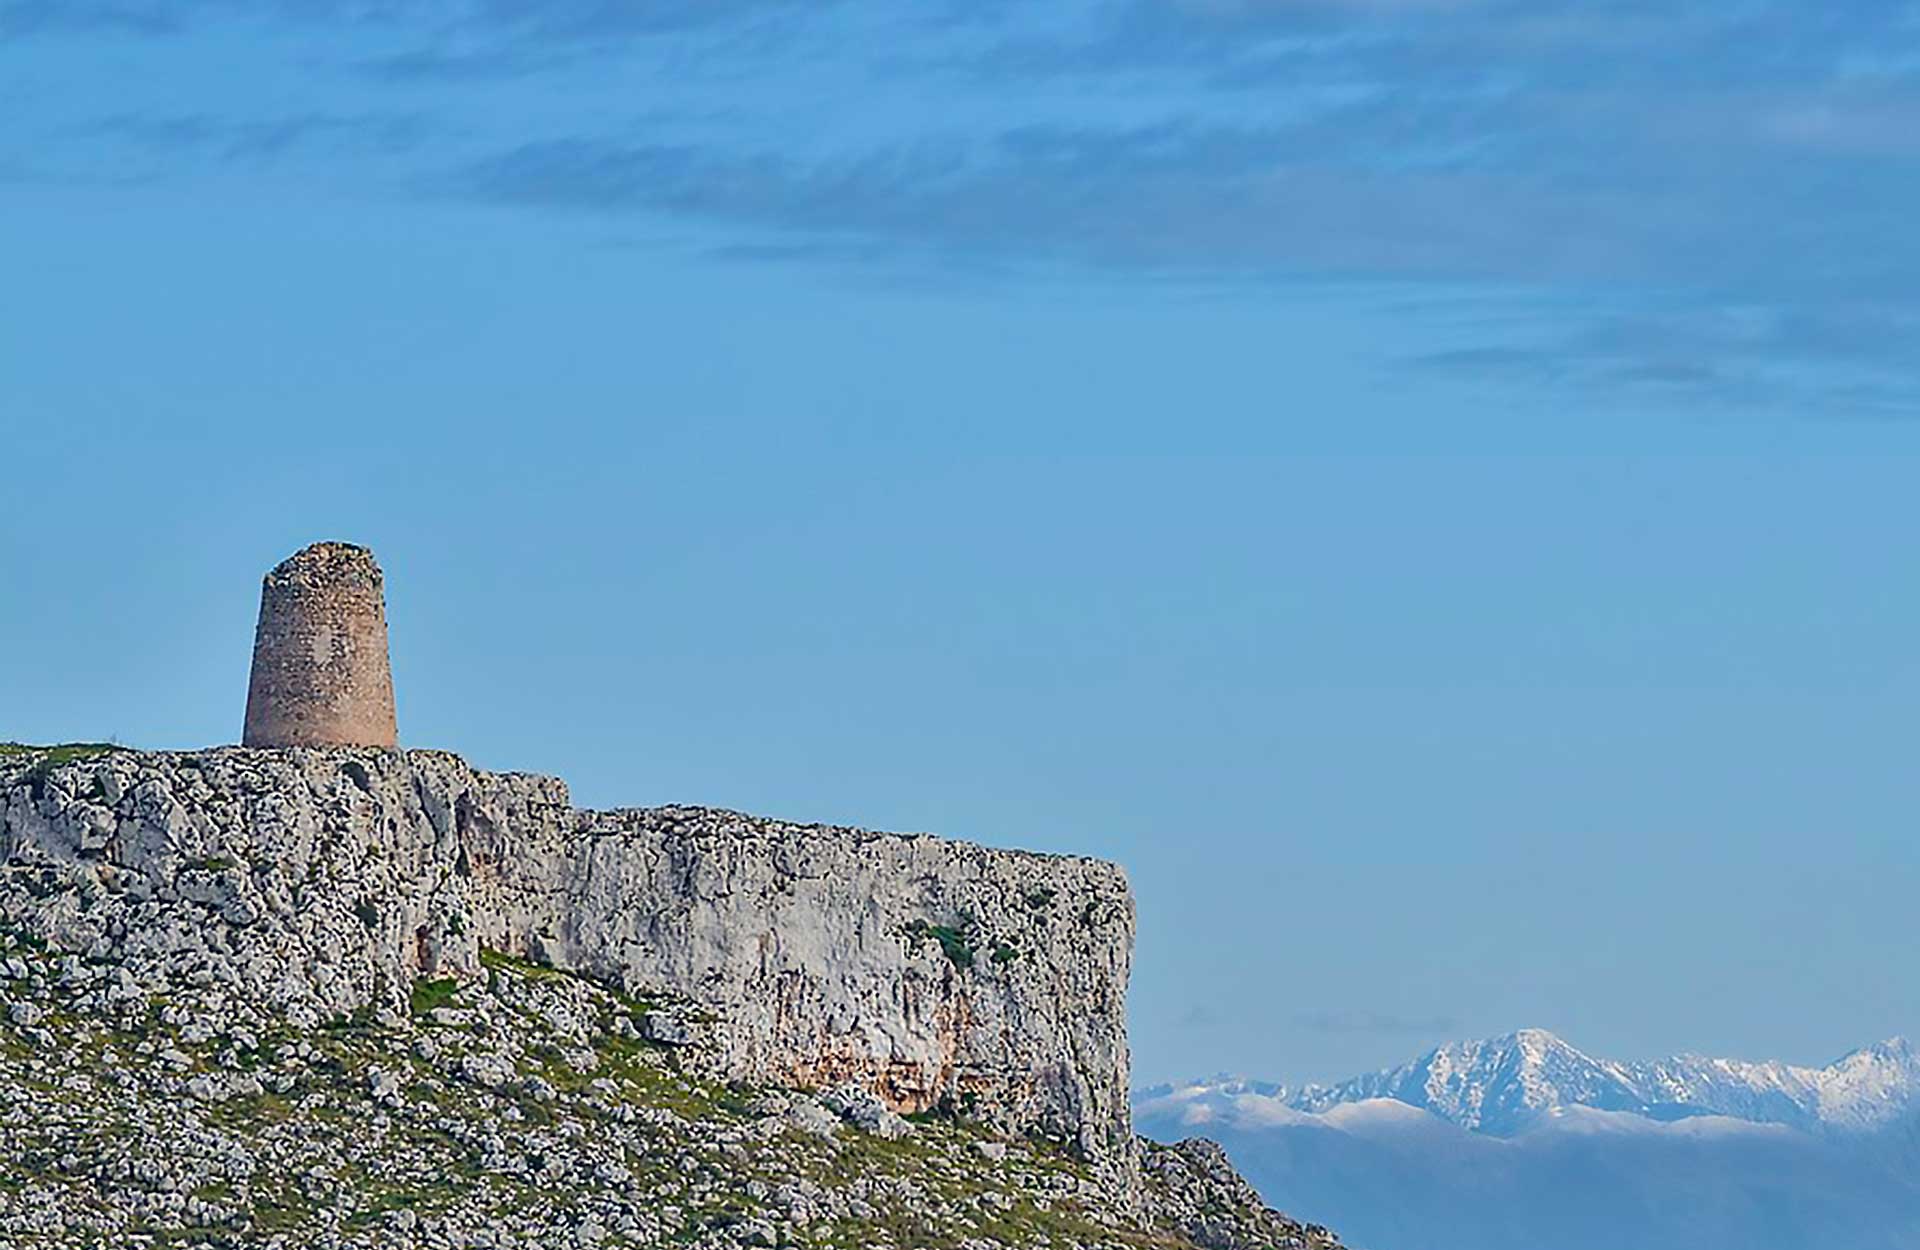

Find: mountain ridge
<box><xmin>1142</xmin><ymin>1027</ymin><xmax>1920</xmax><ymax>1137</ymax></box>
<box><xmin>1135</xmin><ymin>1030</ymin><xmax>1920</xmax><ymax>1250</ymax></box>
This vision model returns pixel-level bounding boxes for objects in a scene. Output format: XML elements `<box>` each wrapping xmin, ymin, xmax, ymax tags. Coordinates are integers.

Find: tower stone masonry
<box><xmin>242</xmin><ymin>542</ymin><xmax>399</xmax><ymax>749</ymax></box>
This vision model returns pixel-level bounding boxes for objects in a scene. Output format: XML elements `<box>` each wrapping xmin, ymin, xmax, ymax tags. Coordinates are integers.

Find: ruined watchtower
<box><xmin>242</xmin><ymin>542</ymin><xmax>398</xmax><ymax>749</ymax></box>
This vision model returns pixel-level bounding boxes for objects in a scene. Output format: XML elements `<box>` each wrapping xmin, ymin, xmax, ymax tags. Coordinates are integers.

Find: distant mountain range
<box><xmin>1199</xmin><ymin>1027</ymin><xmax>1920</xmax><ymax>1135</ymax></box>
<box><xmin>1136</xmin><ymin>1030</ymin><xmax>1920</xmax><ymax>1250</ymax></box>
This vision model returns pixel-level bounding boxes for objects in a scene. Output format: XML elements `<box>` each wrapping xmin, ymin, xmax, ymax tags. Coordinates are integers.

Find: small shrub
<box><xmin>904</xmin><ymin>920</ymin><xmax>976</xmax><ymax>970</ymax></box>
<box><xmin>410</xmin><ymin>977</ymin><xmax>459</xmax><ymax>1017</ymax></box>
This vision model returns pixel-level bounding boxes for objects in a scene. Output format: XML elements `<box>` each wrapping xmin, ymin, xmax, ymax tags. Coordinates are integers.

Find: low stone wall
<box><xmin>0</xmin><ymin>747</ymin><xmax>1135</xmax><ymax>1165</ymax></box>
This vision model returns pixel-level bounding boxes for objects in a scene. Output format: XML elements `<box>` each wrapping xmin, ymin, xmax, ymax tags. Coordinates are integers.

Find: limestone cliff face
<box><xmin>0</xmin><ymin>748</ymin><xmax>1135</xmax><ymax>1165</ymax></box>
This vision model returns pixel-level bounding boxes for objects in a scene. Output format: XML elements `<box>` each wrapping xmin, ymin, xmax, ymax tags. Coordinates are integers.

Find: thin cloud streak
<box><xmin>440</xmin><ymin>98</ymin><xmax>1920</xmax><ymax>408</ymax></box>
<box><xmin>10</xmin><ymin>0</ymin><xmax>1920</xmax><ymax>411</ymax></box>
<box><xmin>84</xmin><ymin>112</ymin><xmax>435</xmax><ymax>163</ymax></box>
<box><xmin>1294</xmin><ymin>1009</ymin><xmax>1460</xmax><ymax>1037</ymax></box>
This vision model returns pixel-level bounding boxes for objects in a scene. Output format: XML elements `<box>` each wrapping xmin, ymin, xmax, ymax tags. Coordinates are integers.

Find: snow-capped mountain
<box><xmin>1135</xmin><ymin>1031</ymin><xmax>1920</xmax><ymax>1250</ymax></box>
<box><xmin>1639</xmin><ymin>1036</ymin><xmax>1920</xmax><ymax>1132</ymax></box>
<box><xmin>1142</xmin><ymin>1029</ymin><xmax>1920</xmax><ymax>1137</ymax></box>
<box><xmin>1288</xmin><ymin>1028</ymin><xmax>1650</xmax><ymax>1135</ymax></box>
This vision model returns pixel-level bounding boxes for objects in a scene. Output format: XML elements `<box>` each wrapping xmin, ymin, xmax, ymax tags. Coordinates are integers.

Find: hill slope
<box><xmin>0</xmin><ymin>744</ymin><xmax>1341</xmax><ymax>1249</ymax></box>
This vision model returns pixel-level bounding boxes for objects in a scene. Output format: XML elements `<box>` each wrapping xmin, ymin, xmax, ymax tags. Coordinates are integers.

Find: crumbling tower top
<box><xmin>242</xmin><ymin>542</ymin><xmax>398</xmax><ymax>749</ymax></box>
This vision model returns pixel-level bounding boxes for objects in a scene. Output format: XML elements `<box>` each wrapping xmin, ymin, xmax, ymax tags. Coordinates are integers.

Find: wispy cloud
<box><xmin>1406</xmin><ymin>305</ymin><xmax>1920</xmax><ymax>414</ymax></box>
<box><xmin>1294</xmin><ymin>1009</ymin><xmax>1459</xmax><ymax>1037</ymax></box>
<box><xmin>85</xmin><ymin>112</ymin><xmax>434</xmax><ymax>163</ymax></box>
<box><xmin>0</xmin><ymin>0</ymin><xmax>179</xmax><ymax>35</ymax></box>
<box><xmin>12</xmin><ymin>0</ymin><xmax>1920</xmax><ymax>411</ymax></box>
<box><xmin>451</xmin><ymin>123</ymin><xmax>1655</xmax><ymax>283</ymax></box>
<box><xmin>2</xmin><ymin>0</ymin><xmax>815</xmax><ymax>43</ymax></box>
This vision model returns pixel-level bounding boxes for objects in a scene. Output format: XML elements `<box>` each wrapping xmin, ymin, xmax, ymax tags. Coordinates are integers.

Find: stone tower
<box><xmin>242</xmin><ymin>542</ymin><xmax>399</xmax><ymax>749</ymax></box>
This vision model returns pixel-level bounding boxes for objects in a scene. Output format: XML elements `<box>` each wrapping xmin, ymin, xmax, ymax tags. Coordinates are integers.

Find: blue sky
<box><xmin>4</xmin><ymin>0</ymin><xmax>1920</xmax><ymax>1085</ymax></box>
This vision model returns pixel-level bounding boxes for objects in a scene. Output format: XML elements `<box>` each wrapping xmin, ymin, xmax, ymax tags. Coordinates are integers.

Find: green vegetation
<box><xmin>903</xmin><ymin>920</ymin><xmax>976</xmax><ymax>970</ymax></box>
<box><xmin>0</xmin><ymin>742</ymin><xmax>121</xmax><ymax>764</ymax></box>
<box><xmin>31</xmin><ymin>974</ymin><xmax>1060</xmax><ymax>1247</ymax></box>
<box><xmin>409</xmin><ymin>977</ymin><xmax>460</xmax><ymax>1018</ymax></box>
<box><xmin>320</xmin><ymin>1004</ymin><xmax>377</xmax><ymax>1035</ymax></box>
<box><xmin>0</xmin><ymin>932</ymin><xmax>1277</xmax><ymax>1249</ymax></box>
<box><xmin>478</xmin><ymin>946</ymin><xmax>564</xmax><ymax>979</ymax></box>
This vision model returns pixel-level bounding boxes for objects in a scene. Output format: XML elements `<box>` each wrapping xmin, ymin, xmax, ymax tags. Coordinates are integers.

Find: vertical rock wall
<box><xmin>535</xmin><ymin>805</ymin><xmax>1135</xmax><ymax>1162</ymax></box>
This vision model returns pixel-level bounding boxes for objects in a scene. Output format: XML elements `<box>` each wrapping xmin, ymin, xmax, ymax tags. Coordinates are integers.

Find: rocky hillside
<box><xmin>0</xmin><ymin>743</ymin><xmax>1343</xmax><ymax>1249</ymax></box>
<box><xmin>0</xmin><ymin>743</ymin><xmax>1134</xmax><ymax>1163</ymax></box>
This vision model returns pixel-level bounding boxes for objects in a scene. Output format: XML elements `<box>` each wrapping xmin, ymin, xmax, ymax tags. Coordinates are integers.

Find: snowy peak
<box><xmin>1289</xmin><ymin>1029</ymin><xmax>1646</xmax><ymax>1135</ymax></box>
<box><xmin>1634</xmin><ymin>1035</ymin><xmax>1920</xmax><ymax>1133</ymax></box>
<box><xmin>1170</xmin><ymin>1031</ymin><xmax>1920</xmax><ymax>1137</ymax></box>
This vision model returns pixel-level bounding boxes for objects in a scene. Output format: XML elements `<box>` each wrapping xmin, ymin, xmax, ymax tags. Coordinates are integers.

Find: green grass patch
<box><xmin>478</xmin><ymin>946</ymin><xmax>566</xmax><ymax>980</ymax></box>
<box><xmin>409</xmin><ymin>977</ymin><xmax>460</xmax><ymax>1017</ymax></box>
<box><xmin>0</xmin><ymin>742</ymin><xmax>121</xmax><ymax>763</ymax></box>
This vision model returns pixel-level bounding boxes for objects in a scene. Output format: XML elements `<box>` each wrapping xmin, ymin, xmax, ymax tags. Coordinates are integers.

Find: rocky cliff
<box><xmin>0</xmin><ymin>742</ymin><xmax>1348</xmax><ymax>1248</ymax></box>
<box><xmin>0</xmin><ymin>746</ymin><xmax>1135</xmax><ymax>1166</ymax></box>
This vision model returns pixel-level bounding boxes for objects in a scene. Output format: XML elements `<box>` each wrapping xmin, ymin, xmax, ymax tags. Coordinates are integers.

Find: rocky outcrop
<box><xmin>1142</xmin><ymin>1139</ymin><xmax>1346</xmax><ymax>1250</ymax></box>
<box><xmin>0</xmin><ymin>746</ymin><xmax>1134</xmax><ymax>1167</ymax></box>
